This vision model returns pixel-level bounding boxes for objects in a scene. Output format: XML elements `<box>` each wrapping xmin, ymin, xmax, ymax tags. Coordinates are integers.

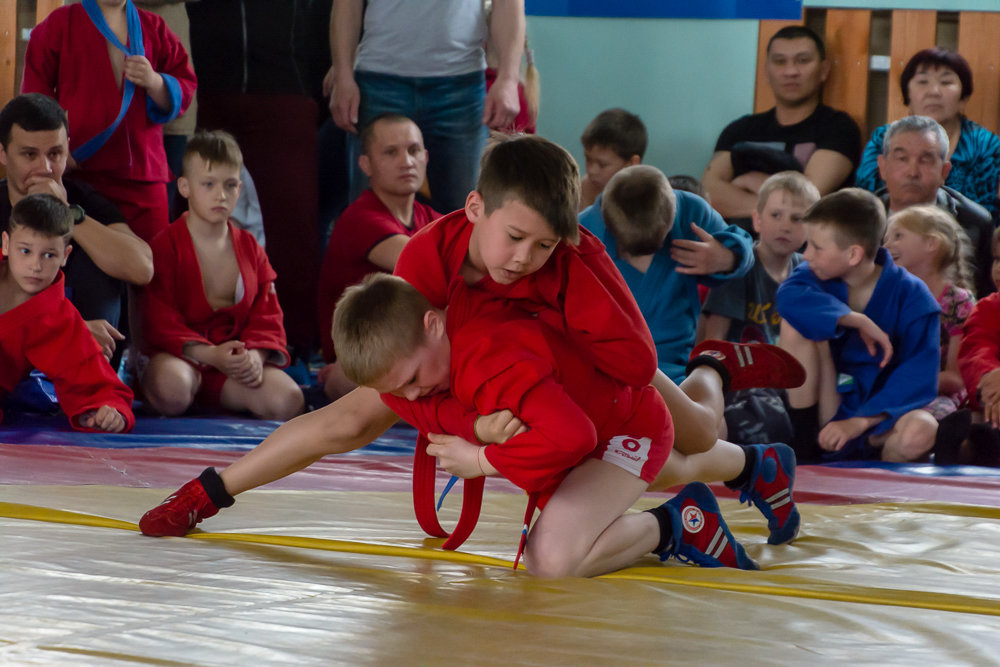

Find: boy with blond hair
<box><xmin>701</xmin><ymin>171</ymin><xmax>819</xmax><ymax>344</ymax></box>
<box><xmin>0</xmin><ymin>193</ymin><xmax>134</xmax><ymax>432</ymax></box>
<box><xmin>333</xmin><ymin>272</ymin><xmax>759</xmax><ymax>575</ymax></box>
<box><xmin>138</xmin><ymin>131</ymin><xmax>303</xmax><ymax>420</ymax></box>
<box><xmin>778</xmin><ymin>188</ymin><xmax>941</xmax><ymax>462</ymax></box>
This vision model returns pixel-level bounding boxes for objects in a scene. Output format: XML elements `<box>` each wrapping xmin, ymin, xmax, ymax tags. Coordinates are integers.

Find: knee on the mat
<box><xmin>523</xmin><ymin>539</ymin><xmax>585</xmax><ymax>578</ymax></box>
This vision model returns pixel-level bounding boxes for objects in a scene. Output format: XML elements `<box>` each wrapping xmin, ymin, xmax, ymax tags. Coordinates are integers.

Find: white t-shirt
<box><xmin>356</xmin><ymin>0</ymin><xmax>487</xmax><ymax>78</ymax></box>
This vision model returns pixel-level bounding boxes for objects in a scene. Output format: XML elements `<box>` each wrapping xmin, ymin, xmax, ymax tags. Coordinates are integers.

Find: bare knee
<box><xmin>523</xmin><ymin>541</ymin><xmax>579</xmax><ymax>578</ymax></box>
<box><xmin>881</xmin><ymin>411</ymin><xmax>937</xmax><ymax>462</ymax></box>
<box><xmin>257</xmin><ymin>383</ymin><xmax>305</xmax><ymax>421</ymax></box>
<box><xmin>142</xmin><ymin>357</ymin><xmax>197</xmax><ymax>416</ymax></box>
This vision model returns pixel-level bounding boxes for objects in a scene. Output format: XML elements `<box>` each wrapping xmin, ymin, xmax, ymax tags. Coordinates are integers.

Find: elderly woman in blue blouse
<box><xmin>856</xmin><ymin>48</ymin><xmax>1000</xmax><ymax>213</ymax></box>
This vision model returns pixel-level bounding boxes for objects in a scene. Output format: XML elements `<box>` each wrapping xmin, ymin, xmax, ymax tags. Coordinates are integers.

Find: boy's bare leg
<box><xmin>648</xmin><ymin>439</ymin><xmax>745</xmax><ymax>491</ymax></box>
<box><xmin>523</xmin><ymin>459</ymin><xmax>654</xmax><ymax>578</ymax></box>
<box><xmin>652</xmin><ymin>369</ymin><xmax>721</xmax><ymax>455</ymax></box>
<box><xmin>780</xmin><ymin>320</ymin><xmax>839</xmax><ymax>423</ymax></box>
<box><xmin>220</xmin><ymin>366</ymin><xmax>305</xmax><ymax>421</ymax></box>
<box><xmin>875</xmin><ymin>409</ymin><xmax>938</xmax><ymax>462</ymax></box>
<box><xmin>219</xmin><ymin>386</ymin><xmax>399</xmax><ymax>495</ymax></box>
<box><xmin>141</xmin><ymin>353</ymin><xmax>199</xmax><ymax>417</ymax></box>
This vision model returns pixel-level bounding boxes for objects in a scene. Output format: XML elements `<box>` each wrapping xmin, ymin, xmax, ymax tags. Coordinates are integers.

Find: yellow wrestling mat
<box><xmin>2</xmin><ymin>485</ymin><xmax>1000</xmax><ymax>664</ymax></box>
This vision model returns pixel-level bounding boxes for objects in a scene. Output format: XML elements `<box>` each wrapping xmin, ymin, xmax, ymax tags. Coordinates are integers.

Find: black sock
<box><xmin>685</xmin><ymin>354</ymin><xmax>731</xmax><ymax>393</ymax></box>
<box><xmin>724</xmin><ymin>446</ymin><xmax>754</xmax><ymax>490</ymax></box>
<box><xmin>968</xmin><ymin>424</ymin><xmax>1000</xmax><ymax>467</ymax></box>
<box><xmin>788</xmin><ymin>404</ymin><xmax>822</xmax><ymax>463</ymax></box>
<box><xmin>198</xmin><ymin>467</ymin><xmax>235</xmax><ymax>508</ymax></box>
<box><xmin>932</xmin><ymin>409</ymin><xmax>971</xmax><ymax>465</ymax></box>
<box><xmin>645</xmin><ymin>504</ymin><xmax>675</xmax><ymax>555</ymax></box>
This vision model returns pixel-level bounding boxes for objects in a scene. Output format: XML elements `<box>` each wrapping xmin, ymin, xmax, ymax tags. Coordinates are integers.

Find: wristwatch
<box><xmin>69</xmin><ymin>204</ymin><xmax>86</xmax><ymax>225</ymax></box>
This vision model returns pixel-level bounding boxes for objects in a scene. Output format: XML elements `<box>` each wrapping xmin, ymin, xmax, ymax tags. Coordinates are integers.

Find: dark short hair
<box><xmin>580</xmin><ymin>108</ymin><xmax>647</xmax><ymax>161</ymax></box>
<box><xmin>803</xmin><ymin>188</ymin><xmax>885</xmax><ymax>258</ymax></box>
<box><xmin>0</xmin><ymin>93</ymin><xmax>68</xmax><ymax>148</ymax></box>
<box><xmin>477</xmin><ymin>134</ymin><xmax>580</xmax><ymax>243</ymax></box>
<box><xmin>360</xmin><ymin>112</ymin><xmax>418</xmax><ymax>156</ymax></box>
<box><xmin>668</xmin><ymin>174</ymin><xmax>709</xmax><ymax>202</ymax></box>
<box><xmin>182</xmin><ymin>130</ymin><xmax>243</xmax><ymax>174</ymax></box>
<box><xmin>767</xmin><ymin>25</ymin><xmax>825</xmax><ymax>60</ymax></box>
<box><xmin>900</xmin><ymin>48</ymin><xmax>973</xmax><ymax>105</ymax></box>
<box><xmin>602</xmin><ymin>165</ymin><xmax>675</xmax><ymax>256</ymax></box>
<box><xmin>9</xmin><ymin>193</ymin><xmax>73</xmax><ymax>241</ymax></box>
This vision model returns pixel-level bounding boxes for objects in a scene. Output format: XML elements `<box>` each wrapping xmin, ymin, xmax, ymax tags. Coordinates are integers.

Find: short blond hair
<box><xmin>601</xmin><ymin>164</ymin><xmax>675</xmax><ymax>255</ymax></box>
<box><xmin>889</xmin><ymin>206</ymin><xmax>973</xmax><ymax>292</ymax></box>
<box><xmin>332</xmin><ymin>274</ymin><xmax>432</xmax><ymax>386</ymax></box>
<box><xmin>756</xmin><ymin>171</ymin><xmax>820</xmax><ymax>214</ymax></box>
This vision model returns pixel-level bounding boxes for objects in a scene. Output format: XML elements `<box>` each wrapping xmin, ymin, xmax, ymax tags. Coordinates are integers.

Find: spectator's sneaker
<box><xmin>739</xmin><ymin>444</ymin><xmax>800</xmax><ymax>545</ymax></box>
<box><xmin>687</xmin><ymin>340</ymin><xmax>806</xmax><ymax>393</ymax></box>
<box><xmin>140</xmin><ymin>477</ymin><xmax>220</xmax><ymax>537</ymax></box>
<box><xmin>656</xmin><ymin>482</ymin><xmax>758</xmax><ymax>570</ymax></box>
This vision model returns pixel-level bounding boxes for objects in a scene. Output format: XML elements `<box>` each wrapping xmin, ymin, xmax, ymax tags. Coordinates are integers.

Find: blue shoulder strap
<box><xmin>72</xmin><ymin>0</ymin><xmax>144</xmax><ymax>164</ymax></box>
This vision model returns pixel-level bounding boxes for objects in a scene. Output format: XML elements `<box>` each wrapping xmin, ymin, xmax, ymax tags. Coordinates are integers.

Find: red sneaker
<box><xmin>687</xmin><ymin>340</ymin><xmax>805</xmax><ymax>392</ymax></box>
<box><xmin>140</xmin><ymin>478</ymin><xmax>220</xmax><ymax>537</ymax></box>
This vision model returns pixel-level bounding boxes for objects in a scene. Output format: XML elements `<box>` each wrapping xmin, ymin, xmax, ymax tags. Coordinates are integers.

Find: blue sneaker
<box><xmin>740</xmin><ymin>444</ymin><xmax>800</xmax><ymax>545</ymax></box>
<box><xmin>657</xmin><ymin>482</ymin><xmax>758</xmax><ymax>570</ymax></box>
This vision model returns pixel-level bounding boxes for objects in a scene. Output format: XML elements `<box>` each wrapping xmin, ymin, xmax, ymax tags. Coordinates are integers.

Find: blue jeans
<box><xmin>348</xmin><ymin>69</ymin><xmax>488</xmax><ymax>214</ymax></box>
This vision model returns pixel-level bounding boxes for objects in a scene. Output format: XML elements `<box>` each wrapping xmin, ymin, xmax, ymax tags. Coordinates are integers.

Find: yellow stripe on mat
<box><xmin>3</xmin><ymin>500</ymin><xmax>998</xmax><ymax>619</ymax></box>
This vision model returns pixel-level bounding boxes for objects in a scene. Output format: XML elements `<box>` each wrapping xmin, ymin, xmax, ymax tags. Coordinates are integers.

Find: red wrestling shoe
<box><xmin>653</xmin><ymin>482</ymin><xmax>758</xmax><ymax>570</ymax></box>
<box><xmin>687</xmin><ymin>340</ymin><xmax>805</xmax><ymax>392</ymax></box>
<box><xmin>139</xmin><ymin>468</ymin><xmax>233</xmax><ymax>537</ymax></box>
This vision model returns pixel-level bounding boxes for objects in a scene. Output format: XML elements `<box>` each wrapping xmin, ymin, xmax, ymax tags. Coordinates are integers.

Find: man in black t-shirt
<box><xmin>702</xmin><ymin>26</ymin><xmax>861</xmax><ymax>225</ymax></box>
<box><xmin>0</xmin><ymin>94</ymin><xmax>153</xmax><ymax>360</ymax></box>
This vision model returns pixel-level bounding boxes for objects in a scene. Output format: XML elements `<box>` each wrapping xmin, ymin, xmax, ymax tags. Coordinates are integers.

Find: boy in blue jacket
<box><xmin>777</xmin><ymin>188</ymin><xmax>941</xmax><ymax>462</ymax></box>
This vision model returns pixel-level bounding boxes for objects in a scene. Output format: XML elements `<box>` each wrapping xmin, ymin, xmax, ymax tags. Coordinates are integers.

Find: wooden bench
<box><xmin>755</xmin><ymin>9</ymin><xmax>1000</xmax><ymax>138</ymax></box>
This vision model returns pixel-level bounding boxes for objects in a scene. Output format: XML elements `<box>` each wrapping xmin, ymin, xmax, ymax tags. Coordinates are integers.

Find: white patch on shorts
<box><xmin>603</xmin><ymin>435</ymin><xmax>652</xmax><ymax>477</ymax></box>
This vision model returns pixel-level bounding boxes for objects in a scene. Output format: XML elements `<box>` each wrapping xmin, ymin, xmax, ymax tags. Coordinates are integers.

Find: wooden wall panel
<box><xmin>887</xmin><ymin>10</ymin><xmax>937</xmax><ymax>123</ymax></box>
<box><xmin>823</xmin><ymin>9</ymin><xmax>871</xmax><ymax>138</ymax></box>
<box><xmin>754</xmin><ymin>19</ymin><xmax>804</xmax><ymax>114</ymax></box>
<box><xmin>957</xmin><ymin>11</ymin><xmax>1000</xmax><ymax>133</ymax></box>
<box><xmin>0</xmin><ymin>1</ymin><xmax>16</xmax><ymax>112</ymax></box>
<box><xmin>35</xmin><ymin>0</ymin><xmax>63</xmax><ymax>24</ymax></box>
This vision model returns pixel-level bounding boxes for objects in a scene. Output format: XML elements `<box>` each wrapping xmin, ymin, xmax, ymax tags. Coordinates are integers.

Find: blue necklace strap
<box><xmin>73</xmin><ymin>0</ymin><xmax>144</xmax><ymax>163</ymax></box>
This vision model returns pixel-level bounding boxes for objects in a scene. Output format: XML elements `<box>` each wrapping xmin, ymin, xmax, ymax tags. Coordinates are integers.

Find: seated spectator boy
<box><xmin>700</xmin><ymin>171</ymin><xmax>818</xmax><ymax>344</ymax></box>
<box><xmin>957</xmin><ymin>227</ymin><xmax>1000</xmax><ymax>466</ymax></box>
<box><xmin>0</xmin><ymin>193</ymin><xmax>134</xmax><ymax>432</ymax></box>
<box><xmin>138</xmin><ymin>131</ymin><xmax>303</xmax><ymax>420</ymax></box>
<box><xmin>333</xmin><ymin>273</ymin><xmax>760</xmax><ymax>576</ymax></box>
<box><xmin>578</xmin><ymin>108</ymin><xmax>645</xmax><ymax>211</ymax></box>
<box><xmin>317</xmin><ymin>113</ymin><xmax>440</xmax><ymax>400</ymax></box>
<box><xmin>581</xmin><ymin>164</ymin><xmax>754</xmax><ymax>384</ymax></box>
<box><xmin>777</xmin><ymin>188</ymin><xmax>941</xmax><ymax>462</ymax></box>
<box><xmin>0</xmin><ymin>93</ymin><xmax>154</xmax><ymax>361</ymax></box>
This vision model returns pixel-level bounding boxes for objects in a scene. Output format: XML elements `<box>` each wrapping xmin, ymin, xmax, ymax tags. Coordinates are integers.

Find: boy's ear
<box><xmin>628</xmin><ymin>154</ymin><xmax>642</xmax><ymax>166</ymax></box>
<box><xmin>358</xmin><ymin>153</ymin><xmax>372</xmax><ymax>178</ymax></box>
<box><xmin>1</xmin><ymin>230</ymin><xmax>8</xmax><ymax>257</ymax></box>
<box><xmin>847</xmin><ymin>243</ymin><xmax>865</xmax><ymax>266</ymax></box>
<box><xmin>751</xmin><ymin>210</ymin><xmax>762</xmax><ymax>234</ymax></box>
<box><xmin>465</xmin><ymin>190</ymin><xmax>485</xmax><ymax>223</ymax></box>
<box><xmin>424</xmin><ymin>309</ymin><xmax>445</xmax><ymax>341</ymax></box>
<box><xmin>177</xmin><ymin>176</ymin><xmax>190</xmax><ymax>199</ymax></box>
<box><xmin>61</xmin><ymin>243</ymin><xmax>72</xmax><ymax>266</ymax></box>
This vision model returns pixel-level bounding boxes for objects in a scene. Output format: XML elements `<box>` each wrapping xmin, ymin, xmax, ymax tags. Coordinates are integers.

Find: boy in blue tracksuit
<box><xmin>580</xmin><ymin>165</ymin><xmax>753</xmax><ymax>383</ymax></box>
<box><xmin>777</xmin><ymin>188</ymin><xmax>940</xmax><ymax>463</ymax></box>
